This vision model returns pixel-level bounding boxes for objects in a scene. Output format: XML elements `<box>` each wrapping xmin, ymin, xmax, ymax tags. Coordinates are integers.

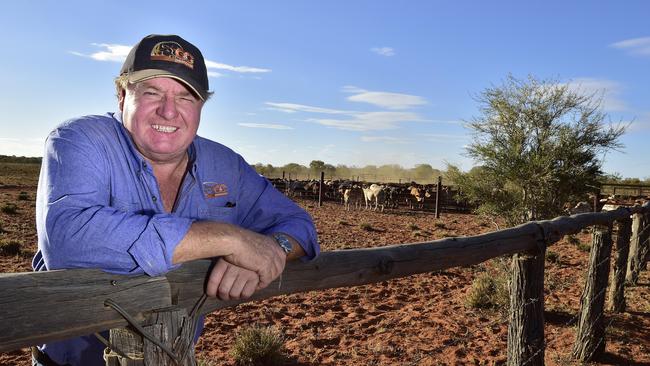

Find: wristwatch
<box><xmin>272</xmin><ymin>233</ymin><xmax>293</xmax><ymax>254</ymax></box>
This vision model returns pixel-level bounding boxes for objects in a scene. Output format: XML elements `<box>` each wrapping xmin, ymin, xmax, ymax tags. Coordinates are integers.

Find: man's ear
<box><xmin>118</xmin><ymin>89</ymin><xmax>126</xmax><ymax>111</ymax></box>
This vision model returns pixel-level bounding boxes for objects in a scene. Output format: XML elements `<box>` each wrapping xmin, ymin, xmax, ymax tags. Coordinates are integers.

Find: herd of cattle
<box><xmin>268</xmin><ymin>178</ymin><xmax>649</xmax><ymax>215</ymax></box>
<box><xmin>267</xmin><ymin>178</ymin><xmax>471</xmax><ymax>213</ymax></box>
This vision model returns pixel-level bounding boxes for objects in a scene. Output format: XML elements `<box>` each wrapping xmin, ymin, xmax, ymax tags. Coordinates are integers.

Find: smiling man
<box><xmin>32</xmin><ymin>34</ymin><xmax>319</xmax><ymax>366</ymax></box>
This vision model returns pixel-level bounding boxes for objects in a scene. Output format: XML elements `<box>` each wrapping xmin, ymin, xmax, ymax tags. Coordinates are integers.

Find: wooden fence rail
<box><xmin>0</xmin><ymin>203</ymin><xmax>648</xmax><ymax>364</ymax></box>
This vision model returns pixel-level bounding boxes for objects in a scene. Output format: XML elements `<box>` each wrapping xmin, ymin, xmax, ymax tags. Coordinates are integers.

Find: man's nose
<box><xmin>158</xmin><ymin>96</ymin><xmax>179</xmax><ymax>120</ymax></box>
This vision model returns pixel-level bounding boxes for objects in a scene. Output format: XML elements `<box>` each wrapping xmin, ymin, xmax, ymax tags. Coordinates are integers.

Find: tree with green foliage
<box><xmin>448</xmin><ymin>75</ymin><xmax>626</xmax><ymax>226</ymax></box>
<box><xmin>281</xmin><ymin>163</ymin><xmax>306</xmax><ymax>179</ymax></box>
<box><xmin>309</xmin><ymin>160</ymin><xmax>325</xmax><ymax>173</ymax></box>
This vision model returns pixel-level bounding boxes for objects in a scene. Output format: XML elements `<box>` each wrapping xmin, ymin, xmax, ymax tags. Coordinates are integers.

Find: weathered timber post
<box><xmin>435</xmin><ymin>176</ymin><xmax>442</xmax><ymax>219</ymax></box>
<box><xmin>105</xmin><ymin>307</ymin><xmax>197</xmax><ymax>366</ymax></box>
<box><xmin>608</xmin><ymin>217</ymin><xmax>632</xmax><ymax>312</ymax></box>
<box><xmin>507</xmin><ymin>245</ymin><xmax>546</xmax><ymax>366</ymax></box>
<box><xmin>626</xmin><ymin>213</ymin><xmax>645</xmax><ymax>285</ymax></box>
<box><xmin>318</xmin><ymin>171</ymin><xmax>325</xmax><ymax>207</ymax></box>
<box><xmin>640</xmin><ymin>211</ymin><xmax>650</xmax><ymax>266</ymax></box>
<box><xmin>572</xmin><ymin>225</ymin><xmax>614</xmax><ymax>362</ymax></box>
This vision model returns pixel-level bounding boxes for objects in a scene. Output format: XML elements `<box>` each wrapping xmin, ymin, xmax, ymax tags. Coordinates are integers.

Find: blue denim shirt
<box><xmin>32</xmin><ymin>112</ymin><xmax>319</xmax><ymax>365</ymax></box>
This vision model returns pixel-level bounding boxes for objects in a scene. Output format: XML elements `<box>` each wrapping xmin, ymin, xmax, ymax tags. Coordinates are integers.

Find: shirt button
<box><xmin>152</xmin><ymin>196</ymin><xmax>157</xmax><ymax>202</ymax></box>
<box><xmin>142</xmin><ymin>161</ymin><xmax>147</xmax><ymax>168</ymax></box>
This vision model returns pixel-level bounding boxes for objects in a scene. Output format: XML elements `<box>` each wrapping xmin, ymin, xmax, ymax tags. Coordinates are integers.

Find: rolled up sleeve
<box><xmin>236</xmin><ymin>158</ymin><xmax>320</xmax><ymax>261</ymax></box>
<box><xmin>37</xmin><ymin>123</ymin><xmax>192</xmax><ymax>276</ymax></box>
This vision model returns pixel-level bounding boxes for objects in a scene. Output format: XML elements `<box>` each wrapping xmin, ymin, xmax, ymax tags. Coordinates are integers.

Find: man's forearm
<box><xmin>172</xmin><ymin>221</ymin><xmax>239</xmax><ymax>264</ymax></box>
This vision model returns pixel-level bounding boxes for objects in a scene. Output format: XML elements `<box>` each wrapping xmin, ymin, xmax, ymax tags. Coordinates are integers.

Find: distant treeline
<box><xmin>0</xmin><ymin>155</ymin><xmax>42</xmax><ymax>164</ymax></box>
<box><xmin>252</xmin><ymin>160</ymin><xmax>450</xmax><ymax>184</ymax></box>
<box><xmin>252</xmin><ymin>160</ymin><xmax>650</xmax><ymax>186</ymax></box>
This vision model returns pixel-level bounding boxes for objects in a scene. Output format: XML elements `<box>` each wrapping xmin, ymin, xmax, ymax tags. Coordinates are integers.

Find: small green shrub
<box><xmin>565</xmin><ymin>235</ymin><xmax>580</xmax><ymax>245</ymax></box>
<box><xmin>196</xmin><ymin>358</ymin><xmax>217</xmax><ymax>366</ymax></box>
<box><xmin>407</xmin><ymin>223</ymin><xmax>419</xmax><ymax>231</ymax></box>
<box><xmin>359</xmin><ymin>222</ymin><xmax>373</xmax><ymax>231</ymax></box>
<box><xmin>1</xmin><ymin>203</ymin><xmax>18</xmax><ymax>215</ymax></box>
<box><xmin>337</xmin><ymin>220</ymin><xmax>349</xmax><ymax>226</ymax></box>
<box><xmin>0</xmin><ymin>239</ymin><xmax>22</xmax><ymax>256</ymax></box>
<box><xmin>546</xmin><ymin>250</ymin><xmax>560</xmax><ymax>264</ymax></box>
<box><xmin>230</xmin><ymin>325</ymin><xmax>286</xmax><ymax>366</ymax></box>
<box><xmin>18</xmin><ymin>191</ymin><xmax>30</xmax><ymax>201</ymax></box>
<box><xmin>434</xmin><ymin>221</ymin><xmax>446</xmax><ymax>229</ymax></box>
<box><xmin>465</xmin><ymin>269</ymin><xmax>509</xmax><ymax>310</ymax></box>
<box><xmin>566</xmin><ymin>234</ymin><xmax>590</xmax><ymax>252</ymax></box>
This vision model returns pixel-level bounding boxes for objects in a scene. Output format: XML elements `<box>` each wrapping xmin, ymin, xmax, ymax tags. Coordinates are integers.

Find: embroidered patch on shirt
<box><xmin>203</xmin><ymin>182</ymin><xmax>229</xmax><ymax>198</ymax></box>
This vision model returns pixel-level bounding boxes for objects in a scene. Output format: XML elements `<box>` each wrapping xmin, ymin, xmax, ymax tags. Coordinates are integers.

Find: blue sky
<box><xmin>1</xmin><ymin>1</ymin><xmax>648</xmax><ymax>179</ymax></box>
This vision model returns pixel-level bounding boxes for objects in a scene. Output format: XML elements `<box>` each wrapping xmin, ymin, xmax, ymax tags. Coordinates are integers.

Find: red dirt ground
<box><xmin>1</xmin><ymin>180</ymin><xmax>649</xmax><ymax>365</ymax></box>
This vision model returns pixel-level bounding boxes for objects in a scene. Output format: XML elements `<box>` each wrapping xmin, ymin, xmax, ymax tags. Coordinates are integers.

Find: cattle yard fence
<box><xmin>0</xmin><ymin>203</ymin><xmax>648</xmax><ymax>365</ymax></box>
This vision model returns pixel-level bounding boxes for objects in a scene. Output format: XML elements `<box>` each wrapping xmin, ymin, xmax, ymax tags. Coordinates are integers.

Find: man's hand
<box><xmin>221</xmin><ymin>227</ymin><xmax>287</xmax><ymax>289</ymax></box>
<box><xmin>206</xmin><ymin>258</ymin><xmax>260</xmax><ymax>300</ymax></box>
<box><xmin>173</xmin><ymin>221</ymin><xmax>287</xmax><ymax>289</ymax></box>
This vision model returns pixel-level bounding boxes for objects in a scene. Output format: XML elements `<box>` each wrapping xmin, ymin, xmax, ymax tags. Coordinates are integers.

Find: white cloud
<box><xmin>308</xmin><ymin>111</ymin><xmax>423</xmax><ymax>131</ymax></box>
<box><xmin>265</xmin><ymin>102</ymin><xmax>351</xmax><ymax>115</ymax></box>
<box><xmin>418</xmin><ymin>133</ymin><xmax>468</xmax><ymax>142</ymax></box>
<box><xmin>360</xmin><ymin>136</ymin><xmax>411</xmax><ymax>144</ymax></box>
<box><xmin>69</xmin><ymin>43</ymin><xmax>131</xmax><ymax>62</ymax></box>
<box><xmin>610</xmin><ymin>36</ymin><xmax>650</xmax><ymax>56</ymax></box>
<box><xmin>0</xmin><ymin>137</ymin><xmax>45</xmax><ymax>157</ymax></box>
<box><xmin>565</xmin><ymin>77</ymin><xmax>627</xmax><ymax>112</ymax></box>
<box><xmin>238</xmin><ymin>123</ymin><xmax>294</xmax><ymax>130</ymax></box>
<box><xmin>371</xmin><ymin>47</ymin><xmax>395</xmax><ymax>56</ymax></box>
<box><xmin>204</xmin><ymin>60</ymin><xmax>270</xmax><ymax>73</ymax></box>
<box><xmin>70</xmin><ymin>43</ymin><xmax>269</xmax><ymax>78</ymax></box>
<box><xmin>342</xmin><ymin>86</ymin><xmax>427</xmax><ymax>110</ymax></box>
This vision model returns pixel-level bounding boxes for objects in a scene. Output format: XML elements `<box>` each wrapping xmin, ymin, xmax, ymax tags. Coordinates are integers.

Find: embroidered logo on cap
<box><xmin>203</xmin><ymin>182</ymin><xmax>228</xmax><ymax>198</ymax></box>
<box><xmin>150</xmin><ymin>41</ymin><xmax>195</xmax><ymax>69</ymax></box>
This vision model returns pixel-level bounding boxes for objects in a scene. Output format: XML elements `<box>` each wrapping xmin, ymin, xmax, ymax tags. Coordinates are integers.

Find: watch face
<box><xmin>274</xmin><ymin>234</ymin><xmax>292</xmax><ymax>253</ymax></box>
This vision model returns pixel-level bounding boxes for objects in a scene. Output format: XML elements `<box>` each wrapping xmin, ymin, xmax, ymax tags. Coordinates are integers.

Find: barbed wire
<box><xmin>406</xmin><ymin>232</ymin><xmax>642</xmax><ymax>366</ymax></box>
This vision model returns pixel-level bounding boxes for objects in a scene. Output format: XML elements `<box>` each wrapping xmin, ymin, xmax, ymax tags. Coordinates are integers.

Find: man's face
<box><xmin>119</xmin><ymin>77</ymin><xmax>203</xmax><ymax>164</ymax></box>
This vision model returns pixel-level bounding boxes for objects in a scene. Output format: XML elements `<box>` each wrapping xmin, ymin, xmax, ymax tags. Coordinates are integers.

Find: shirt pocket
<box><xmin>110</xmin><ymin>196</ymin><xmax>141</xmax><ymax>213</ymax></box>
<box><xmin>202</xmin><ymin>204</ymin><xmax>237</xmax><ymax>224</ymax></box>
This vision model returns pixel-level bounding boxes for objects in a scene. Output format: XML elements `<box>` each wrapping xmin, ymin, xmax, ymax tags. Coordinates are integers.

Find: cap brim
<box><xmin>126</xmin><ymin>69</ymin><xmax>206</xmax><ymax>101</ymax></box>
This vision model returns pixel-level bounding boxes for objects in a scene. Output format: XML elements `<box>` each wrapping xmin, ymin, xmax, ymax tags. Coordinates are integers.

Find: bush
<box><xmin>565</xmin><ymin>235</ymin><xmax>580</xmax><ymax>245</ymax></box>
<box><xmin>407</xmin><ymin>223</ymin><xmax>419</xmax><ymax>231</ymax></box>
<box><xmin>434</xmin><ymin>221</ymin><xmax>446</xmax><ymax>229</ymax></box>
<box><xmin>18</xmin><ymin>191</ymin><xmax>30</xmax><ymax>201</ymax></box>
<box><xmin>0</xmin><ymin>239</ymin><xmax>22</xmax><ymax>256</ymax></box>
<box><xmin>1</xmin><ymin>203</ymin><xmax>18</xmax><ymax>215</ymax></box>
<box><xmin>230</xmin><ymin>325</ymin><xmax>286</xmax><ymax>366</ymax></box>
<box><xmin>546</xmin><ymin>250</ymin><xmax>560</xmax><ymax>264</ymax></box>
<box><xmin>359</xmin><ymin>222</ymin><xmax>373</xmax><ymax>231</ymax></box>
<box><xmin>566</xmin><ymin>235</ymin><xmax>590</xmax><ymax>252</ymax></box>
<box><xmin>465</xmin><ymin>267</ymin><xmax>509</xmax><ymax>310</ymax></box>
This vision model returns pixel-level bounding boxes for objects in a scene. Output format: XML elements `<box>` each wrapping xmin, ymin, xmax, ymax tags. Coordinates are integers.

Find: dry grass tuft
<box><xmin>230</xmin><ymin>325</ymin><xmax>286</xmax><ymax>366</ymax></box>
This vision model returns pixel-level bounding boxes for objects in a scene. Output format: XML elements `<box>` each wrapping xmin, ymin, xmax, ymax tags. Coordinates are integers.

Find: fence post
<box><xmin>608</xmin><ymin>217</ymin><xmax>632</xmax><ymax>312</ymax></box>
<box><xmin>626</xmin><ymin>213</ymin><xmax>647</xmax><ymax>285</ymax></box>
<box><xmin>572</xmin><ymin>225</ymin><xmax>614</xmax><ymax>362</ymax></box>
<box><xmin>507</xmin><ymin>247</ymin><xmax>546</xmax><ymax>366</ymax></box>
<box><xmin>319</xmin><ymin>171</ymin><xmax>324</xmax><ymax>207</ymax></box>
<box><xmin>435</xmin><ymin>176</ymin><xmax>442</xmax><ymax>219</ymax></box>
<box><xmin>105</xmin><ymin>307</ymin><xmax>197</xmax><ymax>365</ymax></box>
